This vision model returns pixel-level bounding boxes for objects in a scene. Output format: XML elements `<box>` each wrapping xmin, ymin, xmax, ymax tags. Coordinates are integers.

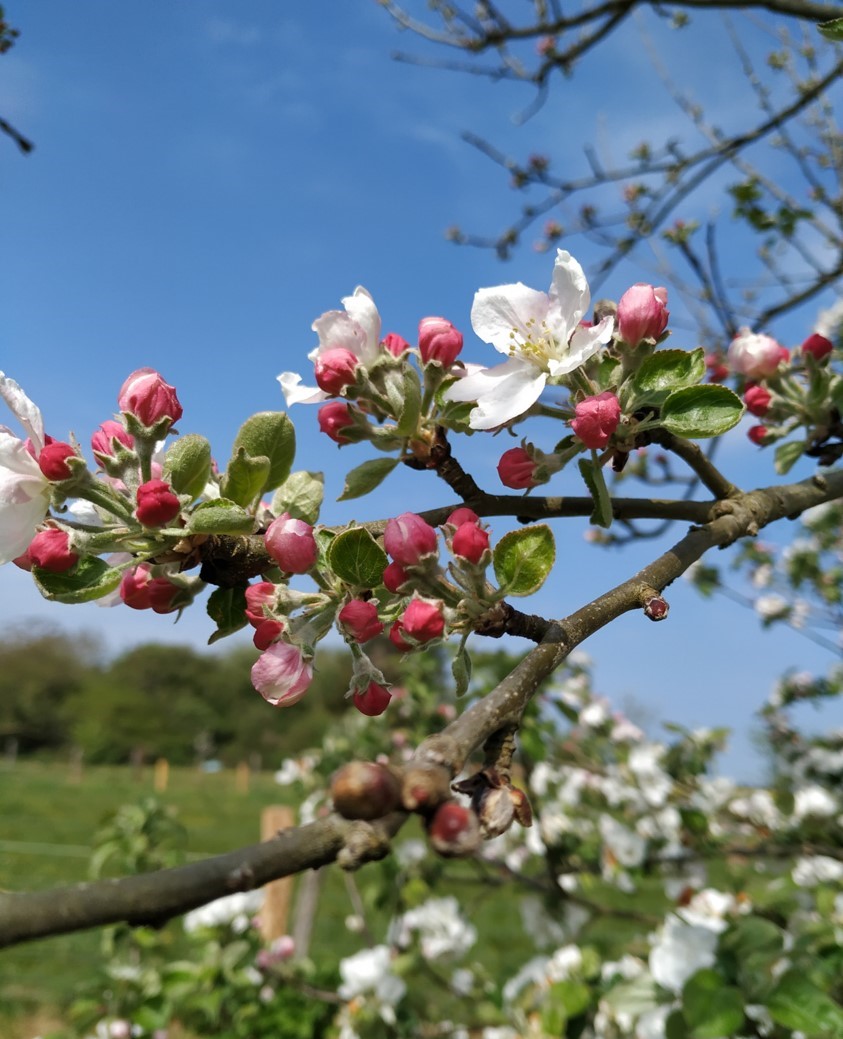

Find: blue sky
<box><xmin>1</xmin><ymin>2</ymin><xmax>840</xmax><ymax>778</ymax></box>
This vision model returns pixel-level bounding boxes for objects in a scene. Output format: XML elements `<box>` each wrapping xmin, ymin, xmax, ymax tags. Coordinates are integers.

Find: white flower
<box><xmin>792</xmin><ymin>855</ymin><xmax>843</xmax><ymax>887</ymax></box>
<box><xmin>730</xmin><ymin>789</ymin><xmax>782</xmax><ymax>829</ymax></box>
<box><xmin>338</xmin><ymin>944</ymin><xmax>406</xmax><ymax>1006</ymax></box>
<box><xmin>793</xmin><ymin>784</ymin><xmax>838</xmax><ymax>820</ymax></box>
<box><xmin>649</xmin><ymin>914</ymin><xmax>719</xmax><ymax>993</ymax></box>
<box><xmin>600</xmin><ymin>815</ymin><xmax>647</xmax><ymax>869</ymax></box>
<box><xmin>278</xmin><ymin>286</ymin><xmax>381</xmax><ymax>406</ymax></box>
<box><xmin>0</xmin><ymin>372</ymin><xmax>51</xmax><ymax>564</ymax></box>
<box><xmin>443</xmin><ymin>249</ymin><xmax>613</xmax><ymax>429</ymax></box>
<box><xmin>183</xmin><ymin>889</ymin><xmax>263</xmax><ymax>933</ymax></box>
<box><xmin>755</xmin><ymin>594</ymin><xmax>790</xmax><ymax>621</ymax></box>
<box><xmin>393</xmin><ymin>896</ymin><xmax>477</xmax><ymax>960</ymax></box>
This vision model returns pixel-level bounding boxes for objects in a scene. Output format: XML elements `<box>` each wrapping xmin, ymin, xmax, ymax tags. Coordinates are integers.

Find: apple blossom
<box><xmin>383</xmin><ymin>512</ymin><xmax>437</xmax><ymax>566</ymax></box>
<box><xmin>801</xmin><ymin>332</ymin><xmax>833</xmax><ymax>361</ymax></box>
<box><xmin>244</xmin><ymin>581</ymin><xmax>277</xmax><ymax>627</ymax></box>
<box><xmin>250</xmin><ymin>641</ymin><xmax>313</xmax><ymax>707</ymax></box>
<box><xmin>253</xmin><ymin>618</ymin><xmax>284</xmax><ymax>650</ymax></box>
<box><xmin>264</xmin><ymin>513</ymin><xmax>318</xmax><ymax>573</ymax></box>
<box><xmin>352</xmin><ymin>681</ymin><xmax>392</xmax><ymax>716</ymax></box>
<box><xmin>744</xmin><ymin>384</ymin><xmax>772</xmax><ymax>417</ymax></box>
<box><xmin>705</xmin><ymin>353</ymin><xmax>729</xmax><ymax>382</ymax></box>
<box><xmin>338</xmin><ymin>599</ymin><xmax>384</xmax><ymax>643</ymax></box>
<box><xmin>317</xmin><ymin>401</ymin><xmax>354</xmax><ymax>443</ymax></box>
<box><xmin>616</xmin><ymin>283</ymin><xmax>669</xmax><ymax>345</ymax></box>
<box><xmin>451</xmin><ymin>521</ymin><xmax>489</xmax><ymax>564</ymax></box>
<box><xmin>445</xmin><ymin>507</ymin><xmax>480</xmax><ymax>527</ymax></box>
<box><xmin>38</xmin><ymin>441</ymin><xmax>76</xmax><ymax>482</ymax></box>
<box><xmin>748</xmin><ymin>425</ymin><xmax>769</xmax><ymax>445</ymax></box>
<box><xmin>381</xmin><ymin>332</ymin><xmax>410</xmax><ymax>357</ymax></box>
<box><xmin>391</xmin><ymin>598</ymin><xmax>445</xmax><ymax>648</ymax></box>
<box><xmin>28</xmin><ymin>529</ymin><xmax>78</xmax><ymax>572</ymax></box>
<box><xmin>278</xmin><ymin>286</ymin><xmax>381</xmax><ymax>407</ymax></box>
<box><xmin>727</xmin><ymin>328</ymin><xmax>788</xmax><ymax>379</ymax></box>
<box><xmin>135</xmin><ymin>479</ymin><xmax>180</xmax><ymax>527</ymax></box>
<box><xmin>118</xmin><ymin>368</ymin><xmax>183</xmax><ymax>428</ymax></box>
<box><xmin>570</xmin><ymin>391</ymin><xmax>621</xmax><ymax>449</ymax></box>
<box><xmin>91</xmin><ymin>420</ymin><xmax>134</xmax><ymax>460</ymax></box>
<box><xmin>382</xmin><ymin>560</ymin><xmax>410</xmax><ymax>593</ymax></box>
<box><xmin>418</xmin><ymin>316</ymin><xmax>463</xmax><ymax>368</ymax></box>
<box><xmin>443</xmin><ymin>249</ymin><xmax>613</xmax><ymax>430</ymax></box>
<box><xmin>313</xmin><ymin>347</ymin><xmax>359</xmax><ymax>395</ymax></box>
<box><xmin>497</xmin><ymin>446</ymin><xmax>539</xmax><ymax>489</ymax></box>
<box><xmin>0</xmin><ymin>374</ymin><xmax>52</xmax><ymax>565</ymax></box>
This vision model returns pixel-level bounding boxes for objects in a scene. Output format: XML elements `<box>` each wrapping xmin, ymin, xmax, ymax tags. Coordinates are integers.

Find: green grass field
<box><xmin>0</xmin><ymin>759</ymin><xmax>310</xmax><ymax>1035</ymax></box>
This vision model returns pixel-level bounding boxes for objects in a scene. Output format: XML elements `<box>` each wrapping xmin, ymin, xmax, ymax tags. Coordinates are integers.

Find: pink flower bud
<box><xmin>389</xmin><ymin>621</ymin><xmax>412</xmax><ymax>652</ymax></box>
<box><xmin>148</xmin><ymin>578</ymin><xmax>181</xmax><ymax>614</ymax></box>
<box><xmin>748</xmin><ymin>425</ymin><xmax>769</xmax><ymax>446</ymax></box>
<box><xmin>381</xmin><ymin>332</ymin><xmax>410</xmax><ymax>357</ymax></box>
<box><xmin>245</xmin><ymin>581</ymin><xmax>277</xmax><ymax>627</ymax></box>
<box><xmin>317</xmin><ymin>401</ymin><xmax>354</xmax><ymax>443</ymax></box>
<box><xmin>801</xmin><ymin>333</ymin><xmax>833</xmax><ymax>361</ymax></box>
<box><xmin>394</xmin><ymin>598</ymin><xmax>445</xmax><ymax>647</ymax></box>
<box><xmin>571</xmin><ymin>391</ymin><xmax>622</xmax><ymax>449</ymax></box>
<box><xmin>382</xmin><ymin>561</ymin><xmax>410</xmax><ymax>593</ymax></box>
<box><xmin>264</xmin><ymin>513</ymin><xmax>318</xmax><ymax>573</ymax></box>
<box><xmin>643</xmin><ymin>595</ymin><xmax>669</xmax><ymax>621</ymax></box>
<box><xmin>705</xmin><ymin>353</ymin><xmax>729</xmax><ymax>383</ymax></box>
<box><xmin>446</xmin><ymin>507</ymin><xmax>479</xmax><ymax>527</ymax></box>
<box><xmin>617</xmin><ymin>284</ymin><xmax>669</xmax><ymax>345</ymax></box>
<box><xmin>91</xmin><ymin>420</ymin><xmax>134</xmax><ymax>459</ymax></box>
<box><xmin>352</xmin><ymin>681</ymin><xmax>392</xmax><ymax>717</ymax></box>
<box><xmin>28</xmin><ymin>529</ymin><xmax>78</xmax><ymax>572</ymax></box>
<box><xmin>418</xmin><ymin>316</ymin><xmax>463</xmax><ymax>368</ymax></box>
<box><xmin>314</xmin><ymin>347</ymin><xmax>359</xmax><ymax>395</ymax></box>
<box><xmin>497</xmin><ymin>447</ymin><xmax>538</xmax><ymax>490</ymax></box>
<box><xmin>136</xmin><ymin>479</ymin><xmax>181</xmax><ymax>527</ymax></box>
<box><xmin>744</xmin><ymin>385</ymin><xmax>772</xmax><ymax>417</ymax></box>
<box><xmin>451</xmin><ymin>521</ymin><xmax>490</xmax><ymax>564</ymax></box>
<box><xmin>383</xmin><ymin>512</ymin><xmax>438</xmax><ymax>566</ymax></box>
<box><xmin>118</xmin><ymin>368</ymin><xmax>183</xmax><ymax>428</ymax></box>
<box><xmin>338</xmin><ymin>599</ymin><xmax>384</xmax><ymax>643</ymax></box>
<box><xmin>38</xmin><ymin>441</ymin><xmax>76</xmax><ymax>481</ymax></box>
<box><xmin>253</xmin><ymin>618</ymin><xmax>284</xmax><ymax>650</ymax></box>
<box><xmin>727</xmin><ymin>329</ymin><xmax>788</xmax><ymax>380</ymax></box>
<box><xmin>120</xmin><ymin>565</ymin><xmax>154</xmax><ymax>609</ymax></box>
<box><xmin>250</xmin><ymin>642</ymin><xmax>312</xmax><ymax>707</ymax></box>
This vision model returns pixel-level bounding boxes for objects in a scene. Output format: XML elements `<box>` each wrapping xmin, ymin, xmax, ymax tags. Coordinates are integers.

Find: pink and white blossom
<box><xmin>279</xmin><ymin>286</ymin><xmax>381</xmax><ymax>406</ymax></box>
<box><xmin>443</xmin><ymin>250</ymin><xmax>613</xmax><ymax>429</ymax></box>
<box><xmin>251</xmin><ymin>641</ymin><xmax>313</xmax><ymax>706</ymax></box>
<box><xmin>0</xmin><ymin>373</ymin><xmax>52</xmax><ymax>564</ymax></box>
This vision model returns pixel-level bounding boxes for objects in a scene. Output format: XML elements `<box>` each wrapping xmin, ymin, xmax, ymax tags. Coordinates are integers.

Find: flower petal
<box><xmin>444</xmin><ymin>357</ymin><xmax>546</xmax><ymax>430</ymax></box>
<box><xmin>0</xmin><ymin>372</ymin><xmax>45</xmax><ymax>451</ymax></box>
<box><xmin>547</xmin><ymin>250</ymin><xmax>590</xmax><ymax>342</ymax></box>
<box><xmin>546</xmin><ymin>315</ymin><xmax>614</xmax><ymax>377</ymax></box>
<box><xmin>341</xmin><ymin>287</ymin><xmax>381</xmax><ymax>364</ymax></box>
<box><xmin>471</xmin><ymin>283</ymin><xmax>550</xmax><ymax>355</ymax></box>
<box><xmin>277</xmin><ymin>371</ymin><xmax>327</xmax><ymax>407</ymax></box>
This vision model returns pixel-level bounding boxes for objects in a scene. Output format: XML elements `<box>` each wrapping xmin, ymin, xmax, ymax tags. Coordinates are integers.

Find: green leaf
<box><xmin>186</xmin><ymin>499</ymin><xmax>256</xmax><ymax>535</ymax></box>
<box><xmin>682</xmin><ymin>969</ymin><xmax>744</xmax><ymax>1039</ymax></box>
<box><xmin>396</xmin><ymin>367</ymin><xmax>423</xmax><ymax>437</ymax></box>
<box><xmin>338</xmin><ymin>457</ymin><xmax>399</xmax><ymax>501</ymax></box>
<box><xmin>493</xmin><ymin>524</ymin><xmax>555</xmax><ymax>596</ymax></box>
<box><xmin>819</xmin><ymin>17</ymin><xmax>843</xmax><ymax>41</ymax></box>
<box><xmin>452</xmin><ymin>640</ymin><xmax>472</xmax><ymax>697</ymax></box>
<box><xmin>552</xmin><ymin>979</ymin><xmax>591</xmax><ymax>1018</ymax></box>
<box><xmin>227</xmin><ymin>411</ymin><xmax>296</xmax><ymax>495</ymax></box>
<box><xmin>768</xmin><ymin>971</ymin><xmax>843</xmax><ymax>1035</ymax></box>
<box><xmin>271</xmin><ymin>470</ymin><xmax>324</xmax><ymax>525</ymax></box>
<box><xmin>32</xmin><ymin>557</ymin><xmax>123</xmax><ymax>604</ymax></box>
<box><xmin>327</xmin><ymin>526</ymin><xmax>388</xmax><ymax>588</ymax></box>
<box><xmin>774</xmin><ymin>439</ymin><xmax>804</xmax><ymax>475</ymax></box>
<box><xmin>578</xmin><ymin>457</ymin><xmax>613</xmax><ymax>528</ymax></box>
<box><xmin>629</xmin><ymin>348</ymin><xmax>706</xmax><ymax>405</ymax></box>
<box><xmin>163</xmin><ymin>433</ymin><xmax>213</xmax><ymax>499</ymax></box>
<box><xmin>220</xmin><ymin>448</ymin><xmax>271</xmax><ymax>507</ymax></box>
<box><xmin>660</xmin><ymin>385</ymin><xmax>744</xmax><ymax>438</ymax></box>
<box><xmin>206</xmin><ymin>585</ymin><xmax>248</xmax><ymax>645</ymax></box>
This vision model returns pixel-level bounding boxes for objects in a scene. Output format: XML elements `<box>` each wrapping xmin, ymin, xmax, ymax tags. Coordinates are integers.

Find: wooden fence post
<box><xmin>259</xmin><ymin>805</ymin><xmax>295</xmax><ymax>942</ymax></box>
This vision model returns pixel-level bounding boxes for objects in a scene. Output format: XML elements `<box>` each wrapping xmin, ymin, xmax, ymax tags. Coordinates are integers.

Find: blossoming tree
<box><xmin>2</xmin><ymin>234</ymin><xmax>843</xmax><ymax>1037</ymax></box>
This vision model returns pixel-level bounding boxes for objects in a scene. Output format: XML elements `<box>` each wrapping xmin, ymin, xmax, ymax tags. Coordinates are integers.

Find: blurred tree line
<box><xmin>0</xmin><ymin>625</ymin><xmax>359</xmax><ymax>766</ymax></box>
<box><xmin>0</xmin><ymin>625</ymin><xmax>519</xmax><ymax>767</ymax></box>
